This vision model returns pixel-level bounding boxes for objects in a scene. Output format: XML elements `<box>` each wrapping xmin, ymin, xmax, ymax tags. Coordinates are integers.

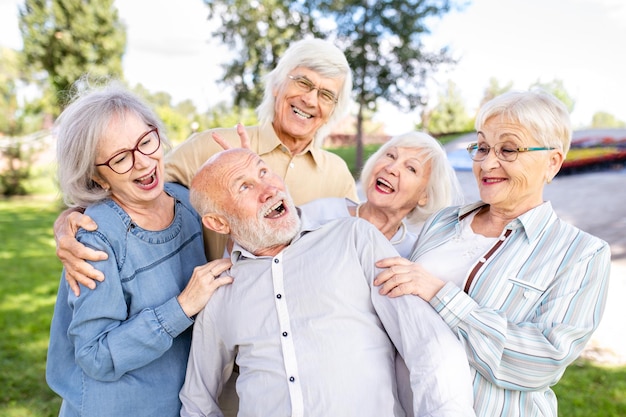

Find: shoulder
<box><xmin>299</xmin><ymin>197</ymin><xmax>356</xmax><ymax>228</ymax></box>
<box><xmin>310</xmin><ymin>148</ymin><xmax>351</xmax><ymax>170</ymax></box>
<box><xmin>78</xmin><ymin>201</ymin><xmax>128</xmax><ymax>250</ymax></box>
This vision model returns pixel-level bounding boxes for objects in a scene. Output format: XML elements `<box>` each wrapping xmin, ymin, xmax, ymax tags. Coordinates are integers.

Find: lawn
<box><xmin>1</xmin><ymin>164</ymin><xmax>625</xmax><ymax>416</ymax></box>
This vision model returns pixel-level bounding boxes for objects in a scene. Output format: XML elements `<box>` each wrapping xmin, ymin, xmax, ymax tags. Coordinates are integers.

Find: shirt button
<box><xmin>289</xmin><ymin>162</ymin><xmax>295</xmax><ymax>168</ymax></box>
<box><xmin>276</xmin><ymin>294</ymin><xmax>282</xmax><ymax>299</ymax></box>
<box><xmin>274</xmin><ymin>258</ymin><xmax>279</xmax><ymax>264</ymax></box>
<box><xmin>289</xmin><ymin>376</ymin><xmax>295</xmax><ymax>382</ymax></box>
<box><xmin>523</xmin><ymin>290</ymin><xmax>532</xmax><ymax>298</ymax></box>
<box><xmin>282</xmin><ymin>331</ymin><xmax>288</xmax><ymax>337</ymax></box>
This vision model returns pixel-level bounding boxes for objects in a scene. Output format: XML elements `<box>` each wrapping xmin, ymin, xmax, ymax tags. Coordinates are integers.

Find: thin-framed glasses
<box><xmin>288</xmin><ymin>75</ymin><xmax>338</xmax><ymax>105</ymax></box>
<box><xmin>466</xmin><ymin>142</ymin><xmax>555</xmax><ymax>162</ymax></box>
<box><xmin>95</xmin><ymin>126</ymin><xmax>161</xmax><ymax>174</ymax></box>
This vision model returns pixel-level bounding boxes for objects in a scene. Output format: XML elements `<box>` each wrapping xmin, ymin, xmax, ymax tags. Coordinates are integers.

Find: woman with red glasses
<box><xmin>46</xmin><ymin>81</ymin><xmax>232</xmax><ymax>417</ymax></box>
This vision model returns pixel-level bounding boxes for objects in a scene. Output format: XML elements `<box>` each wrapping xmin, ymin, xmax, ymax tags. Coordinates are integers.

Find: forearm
<box><xmin>431</xmin><ymin>255</ymin><xmax>611</xmax><ymax>390</ymax></box>
<box><xmin>71</xmin><ymin>296</ymin><xmax>193</xmax><ymax>381</ymax></box>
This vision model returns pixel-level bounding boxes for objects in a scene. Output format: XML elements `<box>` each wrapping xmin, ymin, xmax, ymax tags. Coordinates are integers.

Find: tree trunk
<box><xmin>355</xmin><ymin>100</ymin><xmax>364</xmax><ymax>176</ymax></box>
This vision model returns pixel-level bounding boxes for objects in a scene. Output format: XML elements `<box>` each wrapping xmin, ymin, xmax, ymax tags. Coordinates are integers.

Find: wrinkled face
<box><xmin>365</xmin><ymin>146</ymin><xmax>431</xmax><ymax>215</ymax></box>
<box><xmin>273</xmin><ymin>66</ymin><xmax>343</xmax><ymax>145</ymax></box>
<box><xmin>473</xmin><ymin>114</ymin><xmax>562</xmax><ymax>215</ymax></box>
<box><xmin>215</xmin><ymin>151</ymin><xmax>301</xmax><ymax>253</ymax></box>
<box><xmin>93</xmin><ymin>113</ymin><xmax>164</xmax><ymax>208</ymax></box>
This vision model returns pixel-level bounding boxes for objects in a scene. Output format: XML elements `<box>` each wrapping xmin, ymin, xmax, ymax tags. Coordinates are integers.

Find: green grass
<box><xmin>0</xmin><ymin>196</ymin><xmax>63</xmax><ymax>417</ymax></box>
<box><xmin>1</xmin><ymin>164</ymin><xmax>625</xmax><ymax>417</ymax></box>
<box><xmin>554</xmin><ymin>359</ymin><xmax>626</xmax><ymax>416</ymax></box>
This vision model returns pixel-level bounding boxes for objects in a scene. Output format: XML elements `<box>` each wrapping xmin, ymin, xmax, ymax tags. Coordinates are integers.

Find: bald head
<box><xmin>190</xmin><ymin>148</ymin><xmax>260</xmax><ymax>216</ymax></box>
<box><xmin>189</xmin><ymin>148</ymin><xmax>300</xmax><ymax>255</ymax></box>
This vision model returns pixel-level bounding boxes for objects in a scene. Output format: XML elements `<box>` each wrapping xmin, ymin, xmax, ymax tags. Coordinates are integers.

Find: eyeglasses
<box><xmin>466</xmin><ymin>142</ymin><xmax>555</xmax><ymax>162</ymax></box>
<box><xmin>95</xmin><ymin>126</ymin><xmax>161</xmax><ymax>174</ymax></box>
<box><xmin>288</xmin><ymin>75</ymin><xmax>338</xmax><ymax>106</ymax></box>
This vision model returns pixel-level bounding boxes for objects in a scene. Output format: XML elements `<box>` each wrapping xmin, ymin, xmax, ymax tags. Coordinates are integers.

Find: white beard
<box><xmin>228</xmin><ymin>192</ymin><xmax>301</xmax><ymax>254</ymax></box>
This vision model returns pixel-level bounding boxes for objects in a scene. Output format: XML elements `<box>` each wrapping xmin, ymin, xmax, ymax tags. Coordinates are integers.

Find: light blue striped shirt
<box><xmin>410</xmin><ymin>201</ymin><xmax>611</xmax><ymax>417</ymax></box>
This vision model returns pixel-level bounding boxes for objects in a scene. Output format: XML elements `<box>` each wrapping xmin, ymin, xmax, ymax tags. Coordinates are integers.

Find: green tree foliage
<box><xmin>18</xmin><ymin>0</ymin><xmax>126</xmax><ymax>111</ymax></box>
<box><xmin>203</xmin><ymin>0</ymin><xmax>459</xmax><ymax>172</ymax></box>
<box><xmin>591</xmin><ymin>111</ymin><xmax>626</xmax><ymax>128</ymax></box>
<box><xmin>479</xmin><ymin>77</ymin><xmax>513</xmax><ymax>109</ymax></box>
<box><xmin>425</xmin><ymin>80</ymin><xmax>473</xmax><ymax>135</ymax></box>
<box><xmin>311</xmin><ymin>0</ymin><xmax>458</xmax><ymax>170</ymax></box>
<box><xmin>530</xmin><ymin>79</ymin><xmax>575</xmax><ymax>113</ymax></box>
<box><xmin>204</xmin><ymin>0</ymin><xmax>320</xmax><ymax>108</ymax></box>
<box><xmin>0</xmin><ymin>47</ymin><xmax>23</xmax><ymax>135</ymax></box>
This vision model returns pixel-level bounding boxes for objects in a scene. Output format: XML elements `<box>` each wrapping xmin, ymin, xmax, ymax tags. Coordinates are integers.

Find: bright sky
<box><xmin>1</xmin><ymin>0</ymin><xmax>625</xmax><ymax>133</ymax></box>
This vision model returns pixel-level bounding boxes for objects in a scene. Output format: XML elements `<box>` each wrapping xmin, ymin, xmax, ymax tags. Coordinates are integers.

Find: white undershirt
<box><xmin>416</xmin><ymin>211</ymin><xmax>498</xmax><ymax>289</ymax></box>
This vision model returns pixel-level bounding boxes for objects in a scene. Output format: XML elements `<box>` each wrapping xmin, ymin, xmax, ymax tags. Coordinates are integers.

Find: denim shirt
<box><xmin>46</xmin><ymin>183</ymin><xmax>206</xmax><ymax>417</ymax></box>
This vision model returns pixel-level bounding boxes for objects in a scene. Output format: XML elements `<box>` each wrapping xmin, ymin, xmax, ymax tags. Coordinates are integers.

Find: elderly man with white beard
<box><xmin>180</xmin><ymin>148</ymin><xmax>475</xmax><ymax>417</ymax></box>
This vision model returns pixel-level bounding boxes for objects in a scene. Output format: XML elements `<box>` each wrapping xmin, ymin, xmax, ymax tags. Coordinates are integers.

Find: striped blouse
<box><xmin>410</xmin><ymin>201</ymin><xmax>611</xmax><ymax>417</ymax></box>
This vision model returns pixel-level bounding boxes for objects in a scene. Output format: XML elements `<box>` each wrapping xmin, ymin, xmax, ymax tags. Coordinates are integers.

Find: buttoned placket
<box><xmin>270</xmin><ymin>253</ymin><xmax>304</xmax><ymax>417</ymax></box>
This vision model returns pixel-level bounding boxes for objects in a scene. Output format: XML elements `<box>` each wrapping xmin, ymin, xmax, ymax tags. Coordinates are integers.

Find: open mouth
<box><xmin>264</xmin><ymin>201</ymin><xmax>287</xmax><ymax>218</ymax></box>
<box><xmin>375</xmin><ymin>177</ymin><xmax>395</xmax><ymax>194</ymax></box>
<box><xmin>135</xmin><ymin>168</ymin><xmax>157</xmax><ymax>187</ymax></box>
<box><xmin>292</xmin><ymin>105</ymin><xmax>312</xmax><ymax>119</ymax></box>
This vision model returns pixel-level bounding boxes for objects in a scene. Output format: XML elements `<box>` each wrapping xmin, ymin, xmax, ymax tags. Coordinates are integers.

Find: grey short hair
<box><xmin>55</xmin><ymin>81</ymin><xmax>170</xmax><ymax>208</ymax></box>
<box><xmin>360</xmin><ymin>131</ymin><xmax>464</xmax><ymax>225</ymax></box>
<box><xmin>475</xmin><ymin>89</ymin><xmax>572</xmax><ymax>155</ymax></box>
<box><xmin>256</xmin><ymin>38</ymin><xmax>353</xmax><ymax>147</ymax></box>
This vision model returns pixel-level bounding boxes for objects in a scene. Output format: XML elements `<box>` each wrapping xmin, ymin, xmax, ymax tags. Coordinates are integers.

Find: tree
<box><xmin>479</xmin><ymin>77</ymin><xmax>513</xmax><ymax>109</ymax></box>
<box><xmin>529</xmin><ymin>79</ymin><xmax>575</xmax><ymax>113</ymax></box>
<box><xmin>0</xmin><ymin>47</ymin><xmax>23</xmax><ymax>135</ymax></box>
<box><xmin>204</xmin><ymin>0</ymin><xmax>320</xmax><ymax>108</ymax></box>
<box><xmin>425</xmin><ymin>80</ymin><xmax>473</xmax><ymax>135</ymax></box>
<box><xmin>591</xmin><ymin>111</ymin><xmax>626</xmax><ymax>128</ymax></box>
<box><xmin>18</xmin><ymin>0</ymin><xmax>126</xmax><ymax>111</ymax></box>
<box><xmin>313</xmin><ymin>0</ymin><xmax>458</xmax><ymax>170</ymax></box>
<box><xmin>204</xmin><ymin>0</ymin><xmax>459</xmax><ymax>172</ymax></box>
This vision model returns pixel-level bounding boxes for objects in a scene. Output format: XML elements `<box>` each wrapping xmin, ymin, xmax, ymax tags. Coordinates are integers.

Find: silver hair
<box><xmin>256</xmin><ymin>38</ymin><xmax>353</xmax><ymax>147</ymax></box>
<box><xmin>360</xmin><ymin>131</ymin><xmax>464</xmax><ymax>225</ymax></box>
<box><xmin>475</xmin><ymin>89</ymin><xmax>572</xmax><ymax>155</ymax></box>
<box><xmin>55</xmin><ymin>80</ymin><xmax>170</xmax><ymax>208</ymax></box>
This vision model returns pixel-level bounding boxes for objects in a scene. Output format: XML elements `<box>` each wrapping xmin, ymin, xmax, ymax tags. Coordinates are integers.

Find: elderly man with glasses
<box><xmin>54</xmin><ymin>38</ymin><xmax>358</xmax><ymax>288</ymax></box>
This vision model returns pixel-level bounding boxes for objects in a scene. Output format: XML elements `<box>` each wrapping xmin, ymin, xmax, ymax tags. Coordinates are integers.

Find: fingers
<box><xmin>68</xmin><ymin>211</ymin><xmax>98</xmax><ymax>233</ymax></box>
<box><xmin>207</xmin><ymin>257</ymin><xmax>233</xmax><ymax>276</ymax></box>
<box><xmin>375</xmin><ymin>256</ymin><xmax>411</xmax><ymax>269</ymax></box>
<box><xmin>235</xmin><ymin>123</ymin><xmax>251</xmax><ymax>149</ymax></box>
<box><xmin>212</xmin><ymin>132</ymin><xmax>232</xmax><ymax>150</ymax></box>
<box><xmin>211</xmin><ymin>124</ymin><xmax>251</xmax><ymax>151</ymax></box>
<box><xmin>177</xmin><ymin>258</ymin><xmax>234</xmax><ymax>317</ymax></box>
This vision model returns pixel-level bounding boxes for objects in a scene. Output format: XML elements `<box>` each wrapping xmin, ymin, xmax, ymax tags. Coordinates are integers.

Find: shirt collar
<box><xmin>258</xmin><ymin>121</ymin><xmax>321</xmax><ymax>165</ymax></box>
<box><xmin>458</xmin><ymin>200</ymin><xmax>557</xmax><ymax>242</ymax></box>
<box><xmin>230</xmin><ymin>207</ymin><xmax>322</xmax><ymax>261</ymax></box>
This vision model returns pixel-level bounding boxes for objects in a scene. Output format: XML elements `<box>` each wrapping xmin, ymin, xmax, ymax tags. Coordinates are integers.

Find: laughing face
<box><xmin>272</xmin><ymin>66</ymin><xmax>343</xmax><ymax>153</ymax></box>
<box><xmin>207</xmin><ymin>149</ymin><xmax>301</xmax><ymax>255</ymax></box>
<box><xmin>365</xmin><ymin>146</ymin><xmax>431</xmax><ymax>216</ymax></box>
<box><xmin>93</xmin><ymin>112</ymin><xmax>165</xmax><ymax>210</ymax></box>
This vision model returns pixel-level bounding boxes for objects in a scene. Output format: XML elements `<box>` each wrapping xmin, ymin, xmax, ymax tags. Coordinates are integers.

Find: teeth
<box><xmin>136</xmin><ymin>171</ymin><xmax>156</xmax><ymax>185</ymax></box>
<box><xmin>376</xmin><ymin>177</ymin><xmax>395</xmax><ymax>192</ymax></box>
<box><xmin>264</xmin><ymin>201</ymin><xmax>285</xmax><ymax>218</ymax></box>
<box><xmin>292</xmin><ymin>106</ymin><xmax>312</xmax><ymax>119</ymax></box>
